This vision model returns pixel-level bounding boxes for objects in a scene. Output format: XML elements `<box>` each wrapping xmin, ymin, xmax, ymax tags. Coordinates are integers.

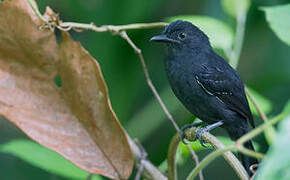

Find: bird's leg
<box><xmin>196</xmin><ymin>121</ymin><xmax>224</xmax><ymax>147</ymax></box>
<box><xmin>180</xmin><ymin>121</ymin><xmax>205</xmax><ymax>144</ymax></box>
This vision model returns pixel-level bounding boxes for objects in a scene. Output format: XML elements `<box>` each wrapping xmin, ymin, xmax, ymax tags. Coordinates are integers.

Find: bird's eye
<box><xmin>178</xmin><ymin>32</ymin><xmax>186</xmax><ymax>39</ymax></box>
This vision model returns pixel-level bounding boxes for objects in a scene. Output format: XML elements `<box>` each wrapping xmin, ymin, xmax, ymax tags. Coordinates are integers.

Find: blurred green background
<box><xmin>0</xmin><ymin>0</ymin><xmax>290</xmax><ymax>179</ymax></box>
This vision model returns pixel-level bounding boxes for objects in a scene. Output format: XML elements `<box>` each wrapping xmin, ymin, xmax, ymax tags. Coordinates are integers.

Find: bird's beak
<box><xmin>150</xmin><ymin>34</ymin><xmax>179</xmax><ymax>43</ymax></box>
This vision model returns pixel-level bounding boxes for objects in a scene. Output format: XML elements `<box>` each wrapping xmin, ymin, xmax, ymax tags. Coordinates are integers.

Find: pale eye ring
<box><xmin>178</xmin><ymin>32</ymin><xmax>186</xmax><ymax>39</ymax></box>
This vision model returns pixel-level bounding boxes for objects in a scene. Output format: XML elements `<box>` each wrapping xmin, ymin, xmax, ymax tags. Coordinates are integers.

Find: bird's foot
<box><xmin>180</xmin><ymin>122</ymin><xmax>204</xmax><ymax>144</ymax></box>
<box><xmin>196</xmin><ymin>121</ymin><xmax>224</xmax><ymax>148</ymax></box>
<box><xmin>196</xmin><ymin>127</ymin><xmax>210</xmax><ymax>148</ymax></box>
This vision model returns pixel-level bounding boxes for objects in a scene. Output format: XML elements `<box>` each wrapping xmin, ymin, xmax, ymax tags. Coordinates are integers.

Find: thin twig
<box><xmin>28</xmin><ymin>0</ymin><xmax>168</xmax><ymax>32</ymax></box>
<box><xmin>134</xmin><ymin>140</ymin><xmax>147</xmax><ymax>180</ymax></box>
<box><xmin>246</xmin><ymin>87</ymin><xmax>276</xmax><ymax>144</ymax></box>
<box><xmin>119</xmin><ymin>31</ymin><xmax>180</xmax><ymax>131</ymax></box>
<box><xmin>127</xmin><ymin>134</ymin><xmax>167</xmax><ymax>180</ymax></box>
<box><xmin>60</xmin><ymin>22</ymin><xmax>168</xmax><ymax>33</ymax></box>
<box><xmin>245</xmin><ymin>87</ymin><xmax>268</xmax><ymax>122</ymax></box>
<box><xmin>27</xmin><ymin>0</ymin><xmax>48</xmax><ymax>22</ymax></box>
<box><xmin>135</xmin><ymin>161</ymin><xmax>146</xmax><ymax>180</ymax></box>
<box><xmin>186</xmin><ymin>144</ymin><xmax>204</xmax><ymax>180</ymax></box>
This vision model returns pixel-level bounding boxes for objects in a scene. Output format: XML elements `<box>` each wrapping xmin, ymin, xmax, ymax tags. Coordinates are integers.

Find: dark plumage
<box><xmin>151</xmin><ymin>20</ymin><xmax>258</xmax><ymax>176</ymax></box>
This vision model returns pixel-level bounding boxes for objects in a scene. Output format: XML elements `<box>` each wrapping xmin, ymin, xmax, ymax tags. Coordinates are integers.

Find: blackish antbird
<box><xmin>151</xmin><ymin>20</ymin><xmax>258</xmax><ymax>176</ymax></box>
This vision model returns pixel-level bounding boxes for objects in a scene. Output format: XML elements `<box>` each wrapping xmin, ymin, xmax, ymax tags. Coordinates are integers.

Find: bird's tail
<box><xmin>239</xmin><ymin>140</ymin><xmax>258</xmax><ymax>176</ymax></box>
<box><xmin>225</xmin><ymin>125</ymin><xmax>258</xmax><ymax>176</ymax></box>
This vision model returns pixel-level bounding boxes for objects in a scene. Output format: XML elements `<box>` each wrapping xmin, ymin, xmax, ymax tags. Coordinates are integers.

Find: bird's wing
<box><xmin>195</xmin><ymin>63</ymin><xmax>254</xmax><ymax>127</ymax></box>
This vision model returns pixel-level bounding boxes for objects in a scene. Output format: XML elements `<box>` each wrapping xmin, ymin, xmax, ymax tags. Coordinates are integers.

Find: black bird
<box><xmin>151</xmin><ymin>20</ymin><xmax>258</xmax><ymax>176</ymax></box>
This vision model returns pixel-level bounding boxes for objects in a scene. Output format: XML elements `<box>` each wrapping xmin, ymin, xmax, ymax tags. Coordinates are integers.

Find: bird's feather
<box><xmin>195</xmin><ymin>62</ymin><xmax>255</xmax><ymax>128</ymax></box>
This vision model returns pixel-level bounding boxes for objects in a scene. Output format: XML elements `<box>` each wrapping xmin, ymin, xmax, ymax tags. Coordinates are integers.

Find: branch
<box><xmin>60</xmin><ymin>22</ymin><xmax>168</xmax><ymax>33</ymax></box>
<box><xmin>185</xmin><ymin>113</ymin><xmax>286</xmax><ymax>180</ymax></box>
<box><xmin>29</xmin><ymin>0</ymin><xmax>168</xmax><ymax>32</ymax></box>
<box><xmin>119</xmin><ymin>31</ymin><xmax>180</xmax><ymax>131</ymax></box>
<box><xmin>245</xmin><ymin>87</ymin><xmax>268</xmax><ymax>123</ymax></box>
<box><xmin>127</xmin><ymin>134</ymin><xmax>167</xmax><ymax>180</ymax></box>
<box><xmin>184</xmin><ymin>128</ymin><xmax>249</xmax><ymax>180</ymax></box>
<box><xmin>186</xmin><ymin>144</ymin><xmax>204</xmax><ymax>180</ymax></box>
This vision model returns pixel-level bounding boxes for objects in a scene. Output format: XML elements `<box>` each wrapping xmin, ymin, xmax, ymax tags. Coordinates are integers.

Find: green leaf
<box><xmin>0</xmin><ymin>139</ymin><xmax>102</xmax><ymax>180</ymax></box>
<box><xmin>256</xmin><ymin>114</ymin><xmax>290</xmax><ymax>180</ymax></box>
<box><xmin>282</xmin><ymin>99</ymin><xmax>290</xmax><ymax>114</ymax></box>
<box><xmin>246</xmin><ymin>87</ymin><xmax>272</xmax><ymax>116</ymax></box>
<box><xmin>167</xmin><ymin>15</ymin><xmax>234</xmax><ymax>51</ymax></box>
<box><xmin>261</xmin><ymin>4</ymin><xmax>290</xmax><ymax>46</ymax></box>
<box><xmin>221</xmin><ymin>0</ymin><xmax>251</xmax><ymax>18</ymax></box>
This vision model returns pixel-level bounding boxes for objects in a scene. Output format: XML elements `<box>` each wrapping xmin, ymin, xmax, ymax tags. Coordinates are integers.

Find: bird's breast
<box><xmin>164</xmin><ymin>59</ymin><xmax>224</xmax><ymax>123</ymax></box>
<box><xmin>165</xmin><ymin>60</ymin><xmax>201</xmax><ymax>103</ymax></box>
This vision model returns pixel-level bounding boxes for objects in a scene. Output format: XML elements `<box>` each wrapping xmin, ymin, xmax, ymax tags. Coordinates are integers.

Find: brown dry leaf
<box><xmin>0</xmin><ymin>0</ymin><xmax>133</xmax><ymax>179</ymax></box>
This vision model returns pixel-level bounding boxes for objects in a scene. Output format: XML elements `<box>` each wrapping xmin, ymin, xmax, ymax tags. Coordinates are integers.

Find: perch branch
<box><xmin>184</xmin><ymin>128</ymin><xmax>249</xmax><ymax>180</ymax></box>
<box><xmin>186</xmin><ymin>113</ymin><xmax>285</xmax><ymax>180</ymax></box>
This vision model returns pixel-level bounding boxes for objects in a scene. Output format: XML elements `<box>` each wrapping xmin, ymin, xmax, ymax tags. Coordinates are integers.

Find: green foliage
<box><xmin>256</xmin><ymin>102</ymin><xmax>290</xmax><ymax>180</ymax></box>
<box><xmin>0</xmin><ymin>140</ymin><xmax>102</xmax><ymax>180</ymax></box>
<box><xmin>261</xmin><ymin>4</ymin><xmax>290</xmax><ymax>46</ymax></box>
<box><xmin>221</xmin><ymin>0</ymin><xmax>251</xmax><ymax>18</ymax></box>
<box><xmin>167</xmin><ymin>16</ymin><xmax>234</xmax><ymax>51</ymax></box>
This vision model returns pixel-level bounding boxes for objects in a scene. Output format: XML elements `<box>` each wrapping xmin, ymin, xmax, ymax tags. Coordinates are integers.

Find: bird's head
<box><xmin>150</xmin><ymin>20</ymin><xmax>210</xmax><ymax>51</ymax></box>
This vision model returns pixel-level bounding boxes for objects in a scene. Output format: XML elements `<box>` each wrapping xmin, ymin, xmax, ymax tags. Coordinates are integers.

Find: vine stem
<box><xmin>186</xmin><ymin>113</ymin><xmax>285</xmax><ymax>180</ymax></box>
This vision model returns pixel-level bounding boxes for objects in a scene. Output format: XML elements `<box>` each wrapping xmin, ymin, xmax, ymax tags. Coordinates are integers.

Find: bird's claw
<box><xmin>180</xmin><ymin>122</ymin><xmax>204</xmax><ymax>144</ymax></box>
<box><xmin>196</xmin><ymin>128</ymin><xmax>209</xmax><ymax>148</ymax></box>
<box><xmin>180</xmin><ymin>124</ymin><xmax>195</xmax><ymax>144</ymax></box>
